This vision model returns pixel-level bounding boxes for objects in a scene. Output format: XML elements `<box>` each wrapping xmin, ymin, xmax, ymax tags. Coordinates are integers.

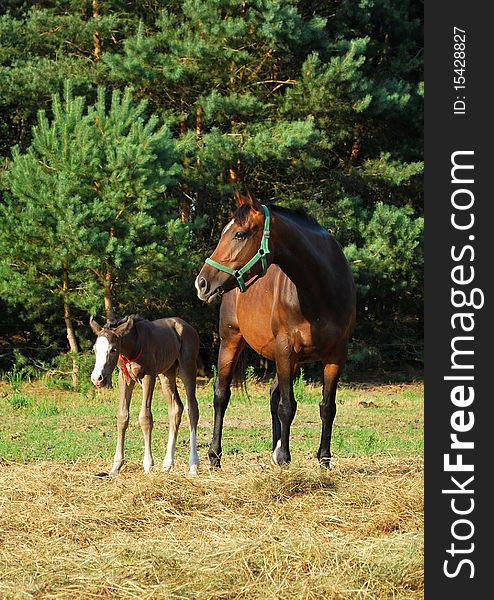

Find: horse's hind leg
<box><xmin>159</xmin><ymin>368</ymin><xmax>184</xmax><ymax>472</ymax></box>
<box><xmin>139</xmin><ymin>374</ymin><xmax>156</xmax><ymax>473</ymax></box>
<box><xmin>272</xmin><ymin>340</ymin><xmax>297</xmax><ymax>466</ymax></box>
<box><xmin>317</xmin><ymin>362</ymin><xmax>342</xmax><ymax>467</ymax></box>
<box><xmin>178</xmin><ymin>353</ymin><xmax>200</xmax><ymax>476</ymax></box>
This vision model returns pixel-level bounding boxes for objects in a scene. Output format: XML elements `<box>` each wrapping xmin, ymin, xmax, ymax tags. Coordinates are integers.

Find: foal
<box><xmin>90</xmin><ymin>315</ymin><xmax>200</xmax><ymax>477</ymax></box>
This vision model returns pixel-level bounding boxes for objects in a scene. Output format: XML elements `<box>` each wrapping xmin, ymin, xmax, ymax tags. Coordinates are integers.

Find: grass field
<box><xmin>0</xmin><ymin>376</ymin><xmax>423</xmax><ymax>599</ymax></box>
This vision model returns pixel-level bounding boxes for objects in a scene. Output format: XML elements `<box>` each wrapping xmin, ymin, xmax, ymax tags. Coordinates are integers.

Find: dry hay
<box><xmin>0</xmin><ymin>456</ymin><xmax>423</xmax><ymax>599</ymax></box>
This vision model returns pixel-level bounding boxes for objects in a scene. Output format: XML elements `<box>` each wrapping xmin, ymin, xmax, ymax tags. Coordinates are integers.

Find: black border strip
<box><xmin>425</xmin><ymin>2</ymin><xmax>491</xmax><ymax>596</ymax></box>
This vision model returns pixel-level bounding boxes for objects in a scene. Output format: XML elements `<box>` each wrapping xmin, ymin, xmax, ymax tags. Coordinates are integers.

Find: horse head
<box><xmin>195</xmin><ymin>191</ymin><xmax>273</xmax><ymax>303</ymax></box>
<box><xmin>89</xmin><ymin>315</ymin><xmax>135</xmax><ymax>388</ymax></box>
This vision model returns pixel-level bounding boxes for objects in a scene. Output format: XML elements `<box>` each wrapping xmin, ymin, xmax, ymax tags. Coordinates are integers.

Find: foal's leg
<box><xmin>159</xmin><ymin>368</ymin><xmax>184</xmax><ymax>472</ymax></box>
<box><xmin>179</xmin><ymin>354</ymin><xmax>200</xmax><ymax>476</ymax></box>
<box><xmin>272</xmin><ymin>338</ymin><xmax>297</xmax><ymax>466</ymax></box>
<box><xmin>270</xmin><ymin>374</ymin><xmax>281</xmax><ymax>451</ymax></box>
<box><xmin>317</xmin><ymin>362</ymin><xmax>342</xmax><ymax>467</ymax></box>
<box><xmin>139</xmin><ymin>374</ymin><xmax>156</xmax><ymax>473</ymax></box>
<box><xmin>109</xmin><ymin>371</ymin><xmax>135</xmax><ymax>477</ymax></box>
<box><xmin>209</xmin><ymin>335</ymin><xmax>245</xmax><ymax>468</ymax></box>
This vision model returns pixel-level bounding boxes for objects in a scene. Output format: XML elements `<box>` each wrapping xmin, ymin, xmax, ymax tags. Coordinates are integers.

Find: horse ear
<box><xmin>234</xmin><ymin>189</ymin><xmax>246</xmax><ymax>207</ymax></box>
<box><xmin>89</xmin><ymin>316</ymin><xmax>102</xmax><ymax>334</ymax></box>
<box><xmin>234</xmin><ymin>189</ymin><xmax>261</xmax><ymax>211</ymax></box>
<box><xmin>115</xmin><ymin>315</ymin><xmax>134</xmax><ymax>337</ymax></box>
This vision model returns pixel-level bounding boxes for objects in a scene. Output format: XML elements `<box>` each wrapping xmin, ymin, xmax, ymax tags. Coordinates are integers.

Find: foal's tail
<box><xmin>196</xmin><ymin>351</ymin><xmax>208</xmax><ymax>378</ymax></box>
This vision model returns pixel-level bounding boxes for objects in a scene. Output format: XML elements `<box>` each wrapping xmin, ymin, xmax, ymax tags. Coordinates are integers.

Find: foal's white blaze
<box><xmin>91</xmin><ymin>337</ymin><xmax>110</xmax><ymax>385</ymax></box>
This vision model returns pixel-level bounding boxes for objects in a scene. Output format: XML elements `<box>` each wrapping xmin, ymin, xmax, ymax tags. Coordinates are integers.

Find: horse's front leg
<box><xmin>272</xmin><ymin>338</ymin><xmax>297</xmax><ymax>466</ymax></box>
<box><xmin>209</xmin><ymin>335</ymin><xmax>245</xmax><ymax>468</ymax></box>
<box><xmin>270</xmin><ymin>374</ymin><xmax>281</xmax><ymax>451</ymax></box>
<box><xmin>139</xmin><ymin>374</ymin><xmax>156</xmax><ymax>473</ymax></box>
<box><xmin>317</xmin><ymin>362</ymin><xmax>342</xmax><ymax>467</ymax></box>
<box><xmin>109</xmin><ymin>371</ymin><xmax>135</xmax><ymax>477</ymax></box>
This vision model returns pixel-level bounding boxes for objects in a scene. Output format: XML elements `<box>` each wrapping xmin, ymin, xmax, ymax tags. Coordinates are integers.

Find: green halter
<box><xmin>205</xmin><ymin>204</ymin><xmax>271</xmax><ymax>293</ymax></box>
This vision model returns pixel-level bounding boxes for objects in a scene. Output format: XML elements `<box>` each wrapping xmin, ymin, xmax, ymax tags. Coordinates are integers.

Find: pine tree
<box><xmin>0</xmin><ymin>84</ymin><xmax>185</xmax><ymax>382</ymax></box>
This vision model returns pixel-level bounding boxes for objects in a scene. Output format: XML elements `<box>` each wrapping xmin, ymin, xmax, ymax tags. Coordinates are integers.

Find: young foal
<box><xmin>90</xmin><ymin>315</ymin><xmax>200</xmax><ymax>477</ymax></box>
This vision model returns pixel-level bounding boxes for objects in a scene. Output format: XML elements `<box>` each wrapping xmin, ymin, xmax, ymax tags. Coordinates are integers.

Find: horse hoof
<box><xmin>94</xmin><ymin>471</ymin><xmax>110</xmax><ymax>478</ymax></box>
<box><xmin>163</xmin><ymin>464</ymin><xmax>173</xmax><ymax>473</ymax></box>
<box><xmin>143</xmin><ymin>458</ymin><xmax>154</xmax><ymax>474</ymax></box>
<box><xmin>189</xmin><ymin>465</ymin><xmax>199</xmax><ymax>477</ymax></box>
<box><xmin>208</xmin><ymin>454</ymin><xmax>222</xmax><ymax>469</ymax></box>
<box><xmin>272</xmin><ymin>443</ymin><xmax>291</xmax><ymax>467</ymax></box>
<box><xmin>319</xmin><ymin>458</ymin><xmax>333</xmax><ymax>469</ymax></box>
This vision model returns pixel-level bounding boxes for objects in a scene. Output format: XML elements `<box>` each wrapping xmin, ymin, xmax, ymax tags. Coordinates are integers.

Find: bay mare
<box><xmin>90</xmin><ymin>315</ymin><xmax>200</xmax><ymax>477</ymax></box>
<box><xmin>195</xmin><ymin>191</ymin><xmax>356</xmax><ymax>468</ymax></box>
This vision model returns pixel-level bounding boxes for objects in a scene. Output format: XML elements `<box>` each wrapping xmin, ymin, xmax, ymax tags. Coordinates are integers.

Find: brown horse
<box><xmin>90</xmin><ymin>315</ymin><xmax>200</xmax><ymax>477</ymax></box>
<box><xmin>195</xmin><ymin>192</ymin><xmax>356</xmax><ymax>467</ymax></box>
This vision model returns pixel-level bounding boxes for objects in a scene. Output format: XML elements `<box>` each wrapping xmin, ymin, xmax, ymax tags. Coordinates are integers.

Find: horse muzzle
<box><xmin>91</xmin><ymin>373</ymin><xmax>113</xmax><ymax>389</ymax></box>
<box><xmin>195</xmin><ymin>273</ymin><xmax>225</xmax><ymax>304</ymax></box>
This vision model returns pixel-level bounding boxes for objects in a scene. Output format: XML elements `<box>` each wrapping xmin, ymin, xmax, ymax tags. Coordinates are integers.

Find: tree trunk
<box><xmin>178</xmin><ymin>120</ymin><xmax>190</xmax><ymax>224</ymax></box>
<box><xmin>180</xmin><ymin>189</ymin><xmax>190</xmax><ymax>224</ymax></box>
<box><xmin>104</xmin><ymin>270</ymin><xmax>115</xmax><ymax>322</ymax></box>
<box><xmin>92</xmin><ymin>0</ymin><xmax>102</xmax><ymax>60</ymax></box>
<box><xmin>179</xmin><ymin>106</ymin><xmax>203</xmax><ymax>229</ymax></box>
<box><xmin>105</xmin><ymin>226</ymin><xmax>116</xmax><ymax>322</ymax></box>
<box><xmin>229</xmin><ymin>159</ymin><xmax>242</xmax><ymax>184</ymax></box>
<box><xmin>62</xmin><ymin>269</ymin><xmax>79</xmax><ymax>388</ymax></box>
<box><xmin>195</xmin><ymin>105</ymin><xmax>203</xmax><ymax>140</ymax></box>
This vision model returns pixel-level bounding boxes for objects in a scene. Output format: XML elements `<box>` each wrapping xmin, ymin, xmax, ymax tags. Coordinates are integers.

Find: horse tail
<box><xmin>196</xmin><ymin>350</ymin><xmax>208</xmax><ymax>378</ymax></box>
<box><xmin>232</xmin><ymin>347</ymin><xmax>250</xmax><ymax>398</ymax></box>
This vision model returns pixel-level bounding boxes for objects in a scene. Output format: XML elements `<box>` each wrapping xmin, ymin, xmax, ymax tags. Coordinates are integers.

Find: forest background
<box><xmin>0</xmin><ymin>0</ymin><xmax>423</xmax><ymax>384</ymax></box>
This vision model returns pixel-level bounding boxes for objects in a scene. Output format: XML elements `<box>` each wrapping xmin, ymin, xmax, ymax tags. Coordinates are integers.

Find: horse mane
<box><xmin>234</xmin><ymin>202</ymin><xmax>320</xmax><ymax>229</ymax></box>
<box><xmin>270</xmin><ymin>204</ymin><xmax>320</xmax><ymax>228</ymax></box>
<box><xmin>105</xmin><ymin>314</ymin><xmax>145</xmax><ymax>329</ymax></box>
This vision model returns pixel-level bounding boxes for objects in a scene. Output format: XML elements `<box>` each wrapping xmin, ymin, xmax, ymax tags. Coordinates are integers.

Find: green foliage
<box><xmin>8</xmin><ymin>392</ymin><xmax>31</xmax><ymax>410</ymax></box>
<box><xmin>29</xmin><ymin>396</ymin><xmax>60</xmax><ymax>417</ymax></box>
<box><xmin>47</xmin><ymin>351</ymin><xmax>96</xmax><ymax>393</ymax></box>
<box><xmin>0</xmin><ymin>6</ymin><xmax>118</xmax><ymax>155</ymax></box>
<box><xmin>0</xmin><ymin>83</ymin><xmax>189</xmax><ymax>325</ymax></box>
<box><xmin>293</xmin><ymin>368</ymin><xmax>313</xmax><ymax>403</ymax></box>
<box><xmin>245</xmin><ymin>365</ymin><xmax>256</xmax><ymax>386</ymax></box>
<box><xmin>3</xmin><ymin>360</ymin><xmax>35</xmax><ymax>409</ymax></box>
<box><xmin>4</xmin><ymin>361</ymin><xmax>39</xmax><ymax>390</ymax></box>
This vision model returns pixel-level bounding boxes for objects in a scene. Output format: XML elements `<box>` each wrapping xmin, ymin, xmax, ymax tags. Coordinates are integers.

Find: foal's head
<box><xmin>195</xmin><ymin>191</ymin><xmax>272</xmax><ymax>303</ymax></box>
<box><xmin>89</xmin><ymin>316</ymin><xmax>135</xmax><ymax>388</ymax></box>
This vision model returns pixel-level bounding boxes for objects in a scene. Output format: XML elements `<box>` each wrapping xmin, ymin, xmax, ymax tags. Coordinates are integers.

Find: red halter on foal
<box><xmin>119</xmin><ymin>333</ymin><xmax>143</xmax><ymax>379</ymax></box>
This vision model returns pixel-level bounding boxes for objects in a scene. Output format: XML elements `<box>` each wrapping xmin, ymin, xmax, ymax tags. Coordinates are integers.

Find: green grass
<box><xmin>0</xmin><ymin>378</ymin><xmax>423</xmax><ymax>465</ymax></box>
